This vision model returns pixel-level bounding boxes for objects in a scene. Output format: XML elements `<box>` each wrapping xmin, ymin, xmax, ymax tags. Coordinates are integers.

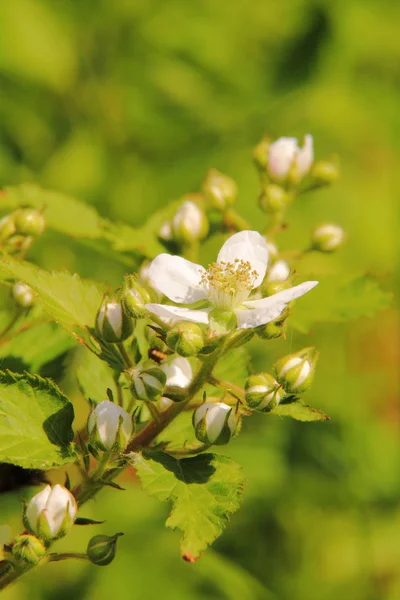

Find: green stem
<box><xmin>208</xmin><ymin>376</ymin><xmax>245</xmax><ymax>402</ymax></box>
<box><xmin>47</xmin><ymin>553</ymin><xmax>88</xmax><ymax>563</ymax></box>
<box><xmin>117</xmin><ymin>343</ymin><xmax>133</xmax><ymax>368</ymax></box>
<box><xmin>224</xmin><ymin>208</ymin><xmax>251</xmax><ymax>232</ymax></box>
<box><xmin>0</xmin><ymin>310</ymin><xmax>22</xmax><ymax>341</ymax></box>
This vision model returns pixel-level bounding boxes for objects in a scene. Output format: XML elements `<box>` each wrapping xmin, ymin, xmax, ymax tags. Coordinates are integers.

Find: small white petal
<box><xmin>236</xmin><ymin>281</ymin><xmax>318</xmax><ymax>329</ymax></box>
<box><xmin>45</xmin><ymin>485</ymin><xmax>77</xmax><ymax>536</ymax></box>
<box><xmin>266</xmin><ymin>260</ymin><xmax>290</xmax><ymax>283</ymax></box>
<box><xmin>295</xmin><ymin>134</ymin><xmax>314</xmax><ymax>177</ymax></box>
<box><xmin>145</xmin><ymin>303</ymin><xmax>211</xmax><ymax>324</ymax></box>
<box><xmin>161</xmin><ymin>357</ymin><xmax>193</xmax><ymax>388</ymax></box>
<box><xmin>268</xmin><ymin>137</ymin><xmax>298</xmax><ymax>179</ymax></box>
<box><xmin>25</xmin><ymin>485</ymin><xmax>51</xmax><ymax>532</ymax></box>
<box><xmin>217</xmin><ymin>231</ymin><xmax>269</xmax><ymax>287</ymax></box>
<box><xmin>148</xmin><ymin>254</ymin><xmax>207</xmax><ymax>303</ymax></box>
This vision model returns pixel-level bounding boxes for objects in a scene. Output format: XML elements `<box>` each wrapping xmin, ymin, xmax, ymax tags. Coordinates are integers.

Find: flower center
<box><xmin>200</xmin><ymin>259</ymin><xmax>258</xmax><ymax>310</ymax></box>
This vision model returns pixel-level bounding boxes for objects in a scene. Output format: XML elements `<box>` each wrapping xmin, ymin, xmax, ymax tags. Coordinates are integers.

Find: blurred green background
<box><xmin>0</xmin><ymin>0</ymin><xmax>399</xmax><ymax>599</ymax></box>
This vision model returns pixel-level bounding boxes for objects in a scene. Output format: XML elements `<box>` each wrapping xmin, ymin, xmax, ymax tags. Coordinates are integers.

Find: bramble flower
<box><xmin>145</xmin><ymin>231</ymin><xmax>317</xmax><ymax>330</ymax></box>
<box><xmin>268</xmin><ymin>135</ymin><xmax>313</xmax><ymax>181</ymax></box>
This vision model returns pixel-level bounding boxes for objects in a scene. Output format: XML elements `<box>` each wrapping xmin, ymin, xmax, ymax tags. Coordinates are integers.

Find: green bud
<box><xmin>14</xmin><ymin>209</ymin><xmax>45</xmax><ymax>236</ymax></box>
<box><xmin>252</xmin><ymin>137</ymin><xmax>270</xmax><ymax>171</ymax></box>
<box><xmin>129</xmin><ymin>366</ymin><xmax>166</xmax><ymax>401</ymax></box>
<box><xmin>12</xmin><ymin>534</ymin><xmax>46</xmax><ymax>565</ymax></box>
<box><xmin>202</xmin><ymin>168</ymin><xmax>238</xmax><ymax>211</ymax></box>
<box><xmin>96</xmin><ymin>300</ymin><xmax>134</xmax><ymax>343</ymax></box>
<box><xmin>122</xmin><ymin>275</ymin><xmax>151</xmax><ymax>318</ymax></box>
<box><xmin>0</xmin><ymin>215</ymin><xmax>16</xmax><ymax>240</ymax></box>
<box><xmin>11</xmin><ymin>282</ymin><xmax>34</xmax><ymax>308</ymax></box>
<box><xmin>311</xmin><ymin>223</ymin><xmax>345</xmax><ymax>253</ymax></box>
<box><xmin>255</xmin><ymin>312</ymin><xmax>288</xmax><ymax>340</ymax></box>
<box><xmin>310</xmin><ymin>159</ymin><xmax>340</xmax><ymax>184</ymax></box>
<box><xmin>259</xmin><ymin>184</ymin><xmax>290</xmax><ymax>214</ymax></box>
<box><xmin>244</xmin><ymin>373</ymin><xmax>285</xmax><ymax>412</ymax></box>
<box><xmin>274</xmin><ymin>347</ymin><xmax>318</xmax><ymax>394</ymax></box>
<box><xmin>261</xmin><ymin>280</ymin><xmax>292</xmax><ymax>298</ymax></box>
<box><xmin>193</xmin><ymin>402</ymin><xmax>240</xmax><ymax>445</ymax></box>
<box><xmin>87</xmin><ymin>533</ymin><xmax>123</xmax><ymax>567</ymax></box>
<box><xmin>172</xmin><ymin>200</ymin><xmax>209</xmax><ymax>244</ymax></box>
<box><xmin>208</xmin><ymin>309</ymin><xmax>237</xmax><ymax>334</ymax></box>
<box><xmin>166</xmin><ymin>322</ymin><xmax>204</xmax><ymax>356</ymax></box>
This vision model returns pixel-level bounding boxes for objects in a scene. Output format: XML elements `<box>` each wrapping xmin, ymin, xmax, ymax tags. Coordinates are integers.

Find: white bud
<box><xmin>267</xmin><ymin>135</ymin><xmax>313</xmax><ymax>182</ymax></box>
<box><xmin>193</xmin><ymin>402</ymin><xmax>239</xmax><ymax>445</ymax></box>
<box><xmin>161</xmin><ymin>357</ymin><xmax>193</xmax><ymax>388</ymax></box>
<box><xmin>88</xmin><ymin>400</ymin><xmax>133</xmax><ymax>451</ymax></box>
<box><xmin>294</xmin><ymin>134</ymin><xmax>314</xmax><ymax>178</ymax></box>
<box><xmin>312</xmin><ymin>223</ymin><xmax>345</xmax><ymax>252</ymax></box>
<box><xmin>266</xmin><ymin>259</ymin><xmax>290</xmax><ymax>283</ymax></box>
<box><xmin>278</xmin><ymin>357</ymin><xmax>311</xmax><ymax>388</ymax></box>
<box><xmin>12</xmin><ymin>282</ymin><xmax>34</xmax><ymax>308</ymax></box>
<box><xmin>274</xmin><ymin>347</ymin><xmax>318</xmax><ymax>394</ymax></box>
<box><xmin>266</xmin><ymin>240</ymin><xmax>279</xmax><ymax>262</ymax></box>
<box><xmin>25</xmin><ymin>485</ymin><xmax>77</xmax><ymax>541</ymax></box>
<box><xmin>159</xmin><ymin>221</ymin><xmax>173</xmax><ymax>241</ymax></box>
<box><xmin>172</xmin><ymin>201</ymin><xmax>208</xmax><ymax>244</ymax></box>
<box><xmin>96</xmin><ymin>301</ymin><xmax>133</xmax><ymax>343</ymax></box>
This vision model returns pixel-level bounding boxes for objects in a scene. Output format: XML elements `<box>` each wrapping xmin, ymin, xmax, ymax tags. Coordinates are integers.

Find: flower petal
<box><xmin>148</xmin><ymin>254</ymin><xmax>207</xmax><ymax>303</ymax></box>
<box><xmin>217</xmin><ymin>231</ymin><xmax>269</xmax><ymax>287</ymax></box>
<box><xmin>162</xmin><ymin>357</ymin><xmax>193</xmax><ymax>388</ymax></box>
<box><xmin>236</xmin><ymin>281</ymin><xmax>318</xmax><ymax>329</ymax></box>
<box><xmin>145</xmin><ymin>303</ymin><xmax>211</xmax><ymax>324</ymax></box>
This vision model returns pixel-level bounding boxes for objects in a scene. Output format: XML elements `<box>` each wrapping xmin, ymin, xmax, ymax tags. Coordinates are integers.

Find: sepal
<box><xmin>166</xmin><ymin>322</ymin><xmax>204</xmax><ymax>356</ymax></box>
<box><xmin>11</xmin><ymin>534</ymin><xmax>46</xmax><ymax>565</ymax></box>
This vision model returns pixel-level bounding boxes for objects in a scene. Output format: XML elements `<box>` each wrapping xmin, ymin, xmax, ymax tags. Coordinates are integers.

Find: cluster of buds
<box><xmin>0</xmin><ymin>207</ymin><xmax>45</xmax><ymax>255</ymax></box>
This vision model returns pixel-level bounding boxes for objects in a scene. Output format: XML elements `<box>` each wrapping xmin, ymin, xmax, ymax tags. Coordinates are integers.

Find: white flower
<box><xmin>161</xmin><ymin>357</ymin><xmax>193</xmax><ymax>388</ymax></box>
<box><xmin>25</xmin><ymin>485</ymin><xmax>77</xmax><ymax>540</ymax></box>
<box><xmin>268</xmin><ymin>135</ymin><xmax>313</xmax><ymax>181</ymax></box>
<box><xmin>88</xmin><ymin>400</ymin><xmax>133</xmax><ymax>451</ymax></box>
<box><xmin>266</xmin><ymin>259</ymin><xmax>290</xmax><ymax>283</ymax></box>
<box><xmin>145</xmin><ymin>230</ymin><xmax>317</xmax><ymax>330</ymax></box>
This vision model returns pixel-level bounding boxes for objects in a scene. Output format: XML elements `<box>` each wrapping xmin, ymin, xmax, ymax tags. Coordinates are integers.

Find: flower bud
<box><xmin>96</xmin><ymin>301</ymin><xmax>134</xmax><ymax>343</ymax></box>
<box><xmin>266</xmin><ymin>259</ymin><xmax>290</xmax><ymax>283</ymax></box>
<box><xmin>202</xmin><ymin>168</ymin><xmax>238</xmax><ymax>211</ymax></box>
<box><xmin>172</xmin><ymin>200</ymin><xmax>209</xmax><ymax>244</ymax></box>
<box><xmin>14</xmin><ymin>209</ymin><xmax>45</xmax><ymax>237</ymax></box>
<box><xmin>252</xmin><ymin>137</ymin><xmax>270</xmax><ymax>171</ymax></box>
<box><xmin>261</xmin><ymin>280</ymin><xmax>292</xmax><ymax>298</ymax></box>
<box><xmin>274</xmin><ymin>347</ymin><xmax>318</xmax><ymax>394</ymax></box>
<box><xmin>122</xmin><ymin>275</ymin><xmax>151</xmax><ymax>318</ymax></box>
<box><xmin>311</xmin><ymin>223</ymin><xmax>345</xmax><ymax>253</ymax></box>
<box><xmin>255</xmin><ymin>311</ymin><xmax>288</xmax><ymax>340</ymax></box>
<box><xmin>310</xmin><ymin>159</ymin><xmax>340</xmax><ymax>184</ymax></box>
<box><xmin>12</xmin><ymin>534</ymin><xmax>46</xmax><ymax>565</ymax></box>
<box><xmin>11</xmin><ymin>282</ymin><xmax>34</xmax><ymax>308</ymax></box>
<box><xmin>24</xmin><ymin>485</ymin><xmax>77</xmax><ymax>542</ymax></box>
<box><xmin>244</xmin><ymin>373</ymin><xmax>285</xmax><ymax>412</ymax></box>
<box><xmin>267</xmin><ymin>135</ymin><xmax>313</xmax><ymax>183</ymax></box>
<box><xmin>193</xmin><ymin>402</ymin><xmax>239</xmax><ymax>445</ymax></box>
<box><xmin>166</xmin><ymin>322</ymin><xmax>204</xmax><ymax>356</ymax></box>
<box><xmin>0</xmin><ymin>215</ymin><xmax>16</xmax><ymax>240</ymax></box>
<box><xmin>158</xmin><ymin>221</ymin><xmax>173</xmax><ymax>241</ymax></box>
<box><xmin>259</xmin><ymin>184</ymin><xmax>289</xmax><ymax>213</ymax></box>
<box><xmin>87</xmin><ymin>533</ymin><xmax>123</xmax><ymax>567</ymax></box>
<box><xmin>129</xmin><ymin>366</ymin><xmax>166</xmax><ymax>401</ymax></box>
<box><xmin>88</xmin><ymin>400</ymin><xmax>133</xmax><ymax>452</ymax></box>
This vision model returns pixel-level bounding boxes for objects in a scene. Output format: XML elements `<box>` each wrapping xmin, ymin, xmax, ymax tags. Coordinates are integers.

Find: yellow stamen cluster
<box><xmin>201</xmin><ymin>259</ymin><xmax>258</xmax><ymax>296</ymax></box>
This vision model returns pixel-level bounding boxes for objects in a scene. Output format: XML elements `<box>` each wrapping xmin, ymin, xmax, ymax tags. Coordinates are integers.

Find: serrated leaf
<box><xmin>130</xmin><ymin>451</ymin><xmax>244</xmax><ymax>561</ymax></box>
<box><xmin>0</xmin><ymin>370</ymin><xmax>76</xmax><ymax>469</ymax></box>
<box><xmin>273</xmin><ymin>401</ymin><xmax>330</xmax><ymax>422</ymax></box>
<box><xmin>0</xmin><ymin>258</ymin><xmax>104</xmax><ymax>335</ymax></box>
<box><xmin>291</xmin><ymin>274</ymin><xmax>392</xmax><ymax>333</ymax></box>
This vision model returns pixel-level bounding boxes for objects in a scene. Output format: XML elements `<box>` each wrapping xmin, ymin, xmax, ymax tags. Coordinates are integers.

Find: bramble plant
<box><xmin>0</xmin><ymin>134</ymin><xmax>390</xmax><ymax>589</ymax></box>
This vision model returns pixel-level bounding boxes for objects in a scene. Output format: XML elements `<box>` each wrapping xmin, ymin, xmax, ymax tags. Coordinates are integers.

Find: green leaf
<box><xmin>76</xmin><ymin>347</ymin><xmax>126</xmax><ymax>404</ymax></box>
<box><xmin>273</xmin><ymin>401</ymin><xmax>330</xmax><ymax>422</ymax></box>
<box><xmin>0</xmin><ymin>370</ymin><xmax>76</xmax><ymax>469</ymax></box>
<box><xmin>130</xmin><ymin>451</ymin><xmax>244</xmax><ymax>561</ymax></box>
<box><xmin>0</xmin><ymin>258</ymin><xmax>104</xmax><ymax>335</ymax></box>
<box><xmin>214</xmin><ymin>347</ymin><xmax>250</xmax><ymax>388</ymax></box>
<box><xmin>291</xmin><ymin>274</ymin><xmax>392</xmax><ymax>333</ymax></box>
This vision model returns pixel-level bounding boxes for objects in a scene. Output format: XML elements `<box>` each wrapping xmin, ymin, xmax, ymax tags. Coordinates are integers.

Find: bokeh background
<box><xmin>0</xmin><ymin>0</ymin><xmax>399</xmax><ymax>599</ymax></box>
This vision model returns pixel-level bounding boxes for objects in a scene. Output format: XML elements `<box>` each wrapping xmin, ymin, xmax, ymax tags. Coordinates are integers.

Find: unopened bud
<box><xmin>158</xmin><ymin>221</ymin><xmax>173</xmax><ymax>241</ymax></box>
<box><xmin>311</xmin><ymin>223</ymin><xmax>345</xmax><ymax>252</ymax></box>
<box><xmin>122</xmin><ymin>275</ymin><xmax>151</xmax><ymax>318</ymax></box>
<box><xmin>268</xmin><ymin>135</ymin><xmax>313</xmax><ymax>183</ymax></box>
<box><xmin>255</xmin><ymin>311</ymin><xmax>288</xmax><ymax>339</ymax></box>
<box><xmin>259</xmin><ymin>184</ymin><xmax>289</xmax><ymax>213</ymax></box>
<box><xmin>166</xmin><ymin>322</ymin><xmax>204</xmax><ymax>356</ymax></box>
<box><xmin>172</xmin><ymin>200</ymin><xmax>208</xmax><ymax>245</ymax></box>
<box><xmin>14</xmin><ymin>209</ymin><xmax>45</xmax><ymax>237</ymax></box>
<box><xmin>262</xmin><ymin>280</ymin><xmax>292</xmax><ymax>298</ymax></box>
<box><xmin>96</xmin><ymin>301</ymin><xmax>134</xmax><ymax>343</ymax></box>
<box><xmin>24</xmin><ymin>485</ymin><xmax>77</xmax><ymax>542</ymax></box>
<box><xmin>88</xmin><ymin>400</ymin><xmax>133</xmax><ymax>452</ymax></box>
<box><xmin>310</xmin><ymin>159</ymin><xmax>340</xmax><ymax>184</ymax></box>
<box><xmin>193</xmin><ymin>402</ymin><xmax>240</xmax><ymax>445</ymax></box>
<box><xmin>245</xmin><ymin>373</ymin><xmax>285</xmax><ymax>412</ymax></box>
<box><xmin>87</xmin><ymin>533</ymin><xmax>123</xmax><ymax>566</ymax></box>
<box><xmin>12</xmin><ymin>534</ymin><xmax>46</xmax><ymax>565</ymax></box>
<box><xmin>274</xmin><ymin>347</ymin><xmax>318</xmax><ymax>394</ymax></box>
<box><xmin>202</xmin><ymin>169</ymin><xmax>238</xmax><ymax>211</ymax></box>
<box><xmin>266</xmin><ymin>259</ymin><xmax>290</xmax><ymax>283</ymax></box>
<box><xmin>129</xmin><ymin>366</ymin><xmax>166</xmax><ymax>401</ymax></box>
<box><xmin>0</xmin><ymin>215</ymin><xmax>16</xmax><ymax>240</ymax></box>
<box><xmin>253</xmin><ymin>137</ymin><xmax>270</xmax><ymax>171</ymax></box>
<box><xmin>12</xmin><ymin>282</ymin><xmax>34</xmax><ymax>308</ymax></box>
